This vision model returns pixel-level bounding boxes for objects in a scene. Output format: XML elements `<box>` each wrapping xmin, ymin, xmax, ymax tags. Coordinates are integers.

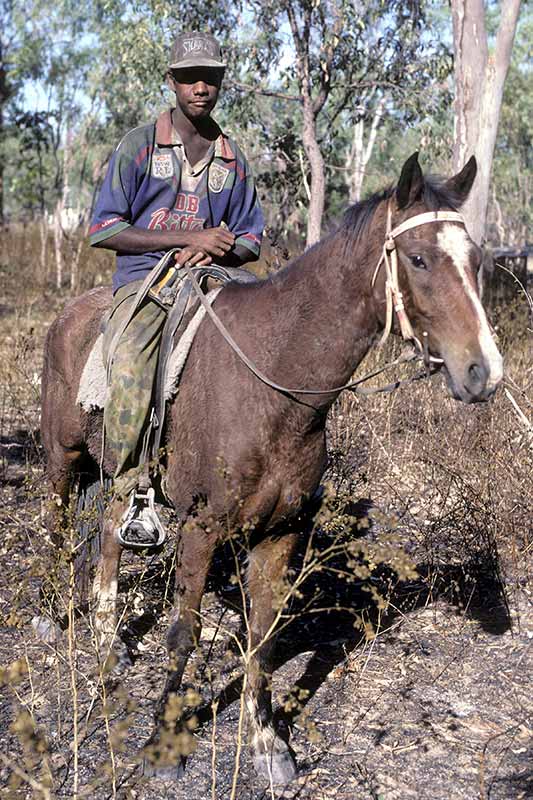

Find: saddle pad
<box><xmin>76</xmin><ymin>288</ymin><xmax>222</xmax><ymax>412</ymax></box>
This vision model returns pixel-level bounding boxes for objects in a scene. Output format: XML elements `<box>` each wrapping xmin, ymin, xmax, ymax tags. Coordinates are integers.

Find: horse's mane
<box><xmin>264</xmin><ymin>173</ymin><xmax>464</xmax><ymax>287</ymax></box>
<box><xmin>341</xmin><ymin>175</ymin><xmax>464</xmax><ymax>251</ymax></box>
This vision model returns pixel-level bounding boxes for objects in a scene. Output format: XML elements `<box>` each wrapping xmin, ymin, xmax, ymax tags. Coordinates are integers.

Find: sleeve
<box><xmin>89</xmin><ymin>132</ymin><xmax>145</xmax><ymax>246</ymax></box>
<box><xmin>225</xmin><ymin>151</ymin><xmax>264</xmax><ymax>258</ymax></box>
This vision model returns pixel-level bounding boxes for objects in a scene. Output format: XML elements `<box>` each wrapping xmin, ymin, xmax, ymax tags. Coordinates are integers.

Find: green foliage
<box><xmin>0</xmin><ymin>0</ymin><xmax>529</xmax><ymax>248</ymax></box>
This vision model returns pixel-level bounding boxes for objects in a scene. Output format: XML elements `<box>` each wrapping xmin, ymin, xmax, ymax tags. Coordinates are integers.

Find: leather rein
<box><xmin>183</xmin><ymin>204</ymin><xmax>467</xmax><ymax>400</ymax></box>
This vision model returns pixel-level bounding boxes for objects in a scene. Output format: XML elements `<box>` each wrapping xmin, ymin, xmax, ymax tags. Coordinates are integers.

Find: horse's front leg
<box><xmin>144</xmin><ymin>526</ymin><xmax>215</xmax><ymax>779</ymax></box>
<box><xmin>246</xmin><ymin>532</ymin><xmax>299</xmax><ymax>785</ymax></box>
<box><xmin>92</xmin><ymin>498</ymin><xmax>124</xmax><ymax>663</ymax></box>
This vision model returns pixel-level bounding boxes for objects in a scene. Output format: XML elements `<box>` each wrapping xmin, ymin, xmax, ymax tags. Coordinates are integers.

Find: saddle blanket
<box><xmin>76</xmin><ymin>287</ymin><xmax>222</xmax><ymax>412</ymax></box>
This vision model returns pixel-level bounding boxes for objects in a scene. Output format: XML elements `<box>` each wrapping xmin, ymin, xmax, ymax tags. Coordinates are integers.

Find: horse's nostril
<box><xmin>468</xmin><ymin>362</ymin><xmax>487</xmax><ymax>388</ymax></box>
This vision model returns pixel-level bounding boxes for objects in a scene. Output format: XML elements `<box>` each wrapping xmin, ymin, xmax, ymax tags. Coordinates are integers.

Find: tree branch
<box><xmin>312</xmin><ymin>1</ymin><xmax>342</xmax><ymax>117</ymax></box>
<box><xmin>226</xmin><ymin>79</ymin><xmax>301</xmax><ymax>102</ymax></box>
<box><xmin>494</xmin><ymin>0</ymin><xmax>522</xmax><ymax>86</ymax></box>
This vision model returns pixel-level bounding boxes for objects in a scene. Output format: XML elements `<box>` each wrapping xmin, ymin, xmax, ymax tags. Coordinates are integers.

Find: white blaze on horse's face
<box><xmin>436</xmin><ymin>223</ymin><xmax>503</xmax><ymax>401</ymax></box>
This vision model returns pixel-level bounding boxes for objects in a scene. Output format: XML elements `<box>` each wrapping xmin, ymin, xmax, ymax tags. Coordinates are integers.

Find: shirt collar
<box><xmin>155</xmin><ymin>109</ymin><xmax>235</xmax><ymax>160</ymax></box>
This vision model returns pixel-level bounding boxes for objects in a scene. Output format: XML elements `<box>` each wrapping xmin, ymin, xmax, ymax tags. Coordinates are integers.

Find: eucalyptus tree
<box><xmin>488</xmin><ymin>11</ymin><xmax>532</xmax><ymax>247</ymax></box>
<box><xmin>0</xmin><ymin>0</ymin><xmax>49</xmax><ymax>223</ymax></box>
<box><xmin>451</xmin><ymin>0</ymin><xmax>522</xmax><ymax>245</ymax></box>
<box><xmin>238</xmin><ymin>0</ymin><xmax>451</xmax><ymax>247</ymax></box>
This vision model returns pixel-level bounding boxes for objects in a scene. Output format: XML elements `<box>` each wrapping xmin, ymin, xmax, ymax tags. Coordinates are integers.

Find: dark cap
<box><xmin>169</xmin><ymin>32</ymin><xmax>226</xmax><ymax>71</ymax></box>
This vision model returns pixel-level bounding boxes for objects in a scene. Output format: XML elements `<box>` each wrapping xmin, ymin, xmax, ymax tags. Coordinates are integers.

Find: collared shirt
<box><xmin>90</xmin><ymin>109</ymin><xmax>264</xmax><ymax>292</ymax></box>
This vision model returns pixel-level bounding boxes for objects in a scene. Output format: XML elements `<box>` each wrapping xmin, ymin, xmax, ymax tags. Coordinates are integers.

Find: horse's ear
<box><xmin>396</xmin><ymin>152</ymin><xmax>424</xmax><ymax>209</ymax></box>
<box><xmin>444</xmin><ymin>156</ymin><xmax>477</xmax><ymax>204</ymax></box>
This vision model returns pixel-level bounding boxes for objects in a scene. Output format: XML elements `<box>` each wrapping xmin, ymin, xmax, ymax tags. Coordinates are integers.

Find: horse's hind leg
<box><xmin>246</xmin><ymin>532</ymin><xmax>299</xmax><ymax>784</ymax></box>
<box><xmin>32</xmin><ymin>442</ymin><xmax>83</xmax><ymax>641</ymax></box>
<box><xmin>145</xmin><ymin>526</ymin><xmax>215</xmax><ymax>779</ymax></box>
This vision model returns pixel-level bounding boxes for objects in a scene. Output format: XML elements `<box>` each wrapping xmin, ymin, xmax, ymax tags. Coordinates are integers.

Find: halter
<box><xmin>372</xmin><ymin>203</ymin><xmax>466</xmax><ymax>363</ymax></box>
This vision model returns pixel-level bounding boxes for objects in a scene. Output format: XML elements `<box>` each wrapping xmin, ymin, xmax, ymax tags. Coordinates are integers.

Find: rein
<box><xmin>184</xmin><ymin>204</ymin><xmax>466</xmax><ymax>400</ymax></box>
<box><xmin>189</xmin><ymin>257</ymin><xmax>427</xmax><ymax>398</ymax></box>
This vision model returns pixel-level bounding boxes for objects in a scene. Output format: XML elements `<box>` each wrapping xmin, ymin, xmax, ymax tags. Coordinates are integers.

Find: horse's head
<box><xmin>373</xmin><ymin>152</ymin><xmax>503</xmax><ymax>403</ymax></box>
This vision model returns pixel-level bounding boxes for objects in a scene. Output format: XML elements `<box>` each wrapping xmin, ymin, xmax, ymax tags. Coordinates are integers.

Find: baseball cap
<box><xmin>169</xmin><ymin>32</ymin><xmax>226</xmax><ymax>71</ymax></box>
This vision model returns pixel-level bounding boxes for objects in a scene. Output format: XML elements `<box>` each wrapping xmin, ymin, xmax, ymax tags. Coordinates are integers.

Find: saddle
<box><xmin>146</xmin><ymin>262</ymin><xmax>256</xmax><ymax>465</ymax></box>
<box><xmin>77</xmin><ymin>253</ymin><xmax>257</xmax><ymax>550</ymax></box>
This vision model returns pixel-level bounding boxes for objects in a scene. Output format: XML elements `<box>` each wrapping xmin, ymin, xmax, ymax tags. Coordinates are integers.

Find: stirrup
<box><xmin>116</xmin><ymin>487</ymin><xmax>166</xmax><ymax>551</ymax></box>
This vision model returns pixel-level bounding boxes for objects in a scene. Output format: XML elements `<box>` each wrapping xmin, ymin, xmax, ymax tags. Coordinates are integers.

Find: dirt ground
<box><xmin>0</xmin><ymin>299</ymin><xmax>532</xmax><ymax>800</ymax></box>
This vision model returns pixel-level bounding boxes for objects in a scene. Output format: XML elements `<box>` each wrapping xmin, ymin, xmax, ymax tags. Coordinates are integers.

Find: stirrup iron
<box><xmin>117</xmin><ymin>487</ymin><xmax>166</xmax><ymax>550</ymax></box>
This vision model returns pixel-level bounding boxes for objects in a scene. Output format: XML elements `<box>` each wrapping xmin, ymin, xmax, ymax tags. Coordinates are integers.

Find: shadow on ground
<box><xmin>116</xmin><ymin>494</ymin><xmax>512</xmax><ymax>738</ymax></box>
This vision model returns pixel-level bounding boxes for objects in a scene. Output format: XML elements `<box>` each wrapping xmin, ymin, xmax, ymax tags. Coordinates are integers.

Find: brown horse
<box><xmin>39</xmin><ymin>153</ymin><xmax>502</xmax><ymax>783</ymax></box>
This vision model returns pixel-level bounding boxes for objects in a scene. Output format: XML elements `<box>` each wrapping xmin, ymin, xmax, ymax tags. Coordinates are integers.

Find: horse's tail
<box><xmin>74</xmin><ymin>471</ymin><xmax>111</xmax><ymax>607</ymax></box>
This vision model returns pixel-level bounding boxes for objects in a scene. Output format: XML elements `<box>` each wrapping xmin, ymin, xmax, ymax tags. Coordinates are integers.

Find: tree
<box><xmin>451</xmin><ymin>0</ymin><xmax>522</xmax><ymax>245</ymax></box>
<box><xmin>0</xmin><ymin>0</ymin><xmax>48</xmax><ymax>224</ymax></box>
<box><xmin>243</xmin><ymin>1</ymin><xmax>452</xmax><ymax>247</ymax></box>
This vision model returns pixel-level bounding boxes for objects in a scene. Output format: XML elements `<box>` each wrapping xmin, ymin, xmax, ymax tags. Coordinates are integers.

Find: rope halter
<box><xmin>371</xmin><ymin>203</ymin><xmax>467</xmax><ymax>362</ymax></box>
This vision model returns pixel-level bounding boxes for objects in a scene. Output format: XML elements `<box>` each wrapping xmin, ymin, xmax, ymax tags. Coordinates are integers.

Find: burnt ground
<box><xmin>0</xmin><ymin>307</ymin><xmax>531</xmax><ymax>800</ymax></box>
<box><xmin>0</xmin><ymin>422</ymin><xmax>531</xmax><ymax>800</ymax></box>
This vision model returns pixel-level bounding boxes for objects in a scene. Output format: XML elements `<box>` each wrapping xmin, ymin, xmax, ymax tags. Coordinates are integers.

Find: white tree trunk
<box><xmin>285</xmin><ymin>2</ymin><xmax>342</xmax><ymax>249</ymax></box>
<box><xmin>70</xmin><ymin>211</ymin><xmax>87</xmax><ymax>292</ymax></box>
<box><xmin>54</xmin><ymin>127</ymin><xmax>75</xmax><ymax>288</ymax></box>
<box><xmin>452</xmin><ymin>0</ymin><xmax>521</xmax><ymax>245</ymax></box>
<box><xmin>53</xmin><ymin>200</ymin><xmax>64</xmax><ymax>290</ymax></box>
<box><xmin>346</xmin><ymin>94</ymin><xmax>386</xmax><ymax>204</ymax></box>
<box><xmin>39</xmin><ymin>216</ymin><xmax>48</xmax><ymax>276</ymax></box>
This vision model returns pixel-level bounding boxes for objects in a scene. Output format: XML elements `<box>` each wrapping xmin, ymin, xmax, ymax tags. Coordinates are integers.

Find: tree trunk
<box><xmin>452</xmin><ymin>0</ymin><xmax>521</xmax><ymax>245</ymax></box>
<box><xmin>285</xmin><ymin>2</ymin><xmax>341</xmax><ymax>249</ymax></box>
<box><xmin>39</xmin><ymin>216</ymin><xmax>48</xmax><ymax>276</ymax></box>
<box><xmin>54</xmin><ymin>127</ymin><xmax>74</xmax><ymax>289</ymax></box>
<box><xmin>53</xmin><ymin>200</ymin><xmax>64</xmax><ymax>289</ymax></box>
<box><xmin>70</xmin><ymin>210</ymin><xmax>87</xmax><ymax>292</ymax></box>
<box><xmin>301</xmin><ymin>98</ymin><xmax>325</xmax><ymax>246</ymax></box>
<box><xmin>346</xmin><ymin>94</ymin><xmax>386</xmax><ymax>204</ymax></box>
<box><xmin>0</xmin><ymin>51</ymin><xmax>8</xmax><ymax>227</ymax></box>
<box><xmin>0</xmin><ymin>105</ymin><xmax>4</xmax><ymax>227</ymax></box>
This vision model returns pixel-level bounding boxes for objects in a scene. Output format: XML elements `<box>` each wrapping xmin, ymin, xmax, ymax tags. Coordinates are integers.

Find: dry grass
<box><xmin>0</xmin><ymin>224</ymin><xmax>531</xmax><ymax>799</ymax></box>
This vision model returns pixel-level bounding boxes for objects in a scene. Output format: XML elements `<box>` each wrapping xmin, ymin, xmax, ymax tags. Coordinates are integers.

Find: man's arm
<box><xmin>220</xmin><ymin>143</ymin><xmax>264</xmax><ymax>267</ymax></box>
<box><xmin>93</xmin><ymin>225</ymin><xmax>236</xmax><ymax>260</ymax></box>
<box><xmin>94</xmin><ymin>224</ymin><xmax>257</xmax><ymax>268</ymax></box>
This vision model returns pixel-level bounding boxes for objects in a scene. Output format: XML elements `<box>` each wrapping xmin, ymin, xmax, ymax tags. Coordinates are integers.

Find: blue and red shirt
<box><xmin>90</xmin><ymin>110</ymin><xmax>264</xmax><ymax>292</ymax></box>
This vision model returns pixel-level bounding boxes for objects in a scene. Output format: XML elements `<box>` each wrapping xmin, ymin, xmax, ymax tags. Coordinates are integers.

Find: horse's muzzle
<box><xmin>443</xmin><ymin>355</ymin><xmax>503</xmax><ymax>403</ymax></box>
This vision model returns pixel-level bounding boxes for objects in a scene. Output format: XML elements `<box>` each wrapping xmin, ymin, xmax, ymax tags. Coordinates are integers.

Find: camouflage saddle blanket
<box><xmin>76</xmin><ymin>284</ymin><xmax>222</xmax><ymax>412</ymax></box>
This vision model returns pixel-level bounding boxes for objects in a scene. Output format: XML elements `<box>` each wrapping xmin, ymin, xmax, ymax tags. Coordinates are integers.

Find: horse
<box><xmin>39</xmin><ymin>152</ymin><xmax>502</xmax><ymax>784</ymax></box>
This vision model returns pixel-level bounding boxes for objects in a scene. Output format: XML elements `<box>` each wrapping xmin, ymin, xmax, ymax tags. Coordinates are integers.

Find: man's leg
<box><xmin>103</xmin><ymin>285</ymin><xmax>167</xmax><ymax>499</ymax></box>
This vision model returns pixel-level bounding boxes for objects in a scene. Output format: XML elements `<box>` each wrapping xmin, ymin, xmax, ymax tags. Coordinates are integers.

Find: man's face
<box><xmin>169</xmin><ymin>68</ymin><xmax>223</xmax><ymax>120</ymax></box>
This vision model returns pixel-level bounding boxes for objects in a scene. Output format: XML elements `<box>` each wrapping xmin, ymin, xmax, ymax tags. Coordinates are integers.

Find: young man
<box><xmin>90</xmin><ymin>32</ymin><xmax>264</xmax><ymax>546</ymax></box>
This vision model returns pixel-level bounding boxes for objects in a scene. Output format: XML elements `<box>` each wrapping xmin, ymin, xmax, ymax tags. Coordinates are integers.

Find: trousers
<box><xmin>102</xmin><ymin>281</ymin><xmax>167</xmax><ymax>498</ymax></box>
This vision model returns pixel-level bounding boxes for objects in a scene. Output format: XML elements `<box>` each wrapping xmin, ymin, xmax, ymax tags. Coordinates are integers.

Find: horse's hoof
<box><xmin>99</xmin><ymin>640</ymin><xmax>133</xmax><ymax>681</ymax></box>
<box><xmin>253</xmin><ymin>743</ymin><xmax>297</xmax><ymax>785</ymax></box>
<box><xmin>142</xmin><ymin>756</ymin><xmax>186</xmax><ymax>781</ymax></box>
<box><xmin>31</xmin><ymin>615</ymin><xmax>62</xmax><ymax>643</ymax></box>
<box><xmin>114</xmin><ymin>639</ymin><xmax>133</xmax><ymax>670</ymax></box>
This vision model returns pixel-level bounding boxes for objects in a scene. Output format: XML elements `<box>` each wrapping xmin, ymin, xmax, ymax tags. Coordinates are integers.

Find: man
<box><xmin>90</xmin><ymin>31</ymin><xmax>264</xmax><ymax>546</ymax></box>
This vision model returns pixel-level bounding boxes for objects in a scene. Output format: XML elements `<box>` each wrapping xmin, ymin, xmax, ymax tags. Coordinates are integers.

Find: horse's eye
<box><xmin>410</xmin><ymin>255</ymin><xmax>427</xmax><ymax>270</ymax></box>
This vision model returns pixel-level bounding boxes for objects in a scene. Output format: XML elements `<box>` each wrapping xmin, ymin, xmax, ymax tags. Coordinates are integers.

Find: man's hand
<box><xmin>187</xmin><ymin>227</ymin><xmax>235</xmax><ymax>258</ymax></box>
<box><xmin>174</xmin><ymin>246</ymin><xmax>212</xmax><ymax>268</ymax></box>
<box><xmin>174</xmin><ymin>227</ymin><xmax>236</xmax><ymax>269</ymax></box>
